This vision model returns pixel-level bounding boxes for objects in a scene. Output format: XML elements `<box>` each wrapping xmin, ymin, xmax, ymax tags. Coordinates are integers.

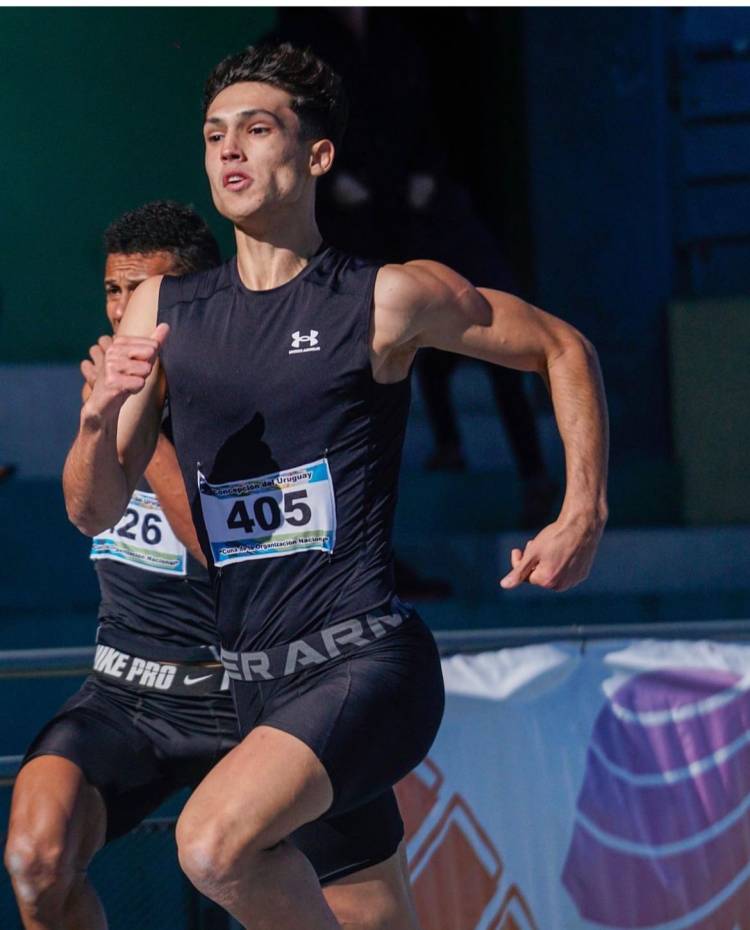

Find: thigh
<box><xmin>7</xmin><ymin>755</ymin><xmax>106</xmax><ymax>871</ymax></box>
<box><xmin>259</xmin><ymin>614</ymin><xmax>445</xmax><ymax>814</ymax></box>
<box><xmin>22</xmin><ymin>679</ymin><xmax>175</xmax><ymax>841</ymax></box>
<box><xmin>177</xmin><ymin>724</ymin><xmax>334</xmax><ymax>854</ymax></box>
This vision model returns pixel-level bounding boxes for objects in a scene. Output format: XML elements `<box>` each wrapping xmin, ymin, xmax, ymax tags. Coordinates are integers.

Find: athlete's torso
<box><xmin>158</xmin><ymin>247</ymin><xmax>411</xmax><ymax>652</ymax></box>
<box><xmin>91</xmin><ymin>418</ymin><xmax>217</xmax><ymax>662</ymax></box>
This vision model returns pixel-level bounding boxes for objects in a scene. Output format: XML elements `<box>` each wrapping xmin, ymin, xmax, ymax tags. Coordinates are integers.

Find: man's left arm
<box><xmin>377</xmin><ymin>261</ymin><xmax>609</xmax><ymax>591</ymax></box>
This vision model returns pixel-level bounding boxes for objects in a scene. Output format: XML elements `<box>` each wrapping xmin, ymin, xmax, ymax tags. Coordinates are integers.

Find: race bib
<box><xmin>198</xmin><ymin>457</ymin><xmax>336</xmax><ymax>567</ymax></box>
<box><xmin>90</xmin><ymin>490</ymin><xmax>187</xmax><ymax>576</ymax></box>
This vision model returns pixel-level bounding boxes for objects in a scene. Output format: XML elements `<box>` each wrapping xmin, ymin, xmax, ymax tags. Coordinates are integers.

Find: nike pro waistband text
<box><xmin>92</xmin><ymin>644</ymin><xmax>228</xmax><ymax>695</ymax></box>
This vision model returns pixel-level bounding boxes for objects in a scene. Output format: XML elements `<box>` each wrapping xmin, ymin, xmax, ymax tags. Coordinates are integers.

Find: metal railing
<box><xmin>3</xmin><ymin>618</ymin><xmax>750</xmax><ymax>786</ymax></box>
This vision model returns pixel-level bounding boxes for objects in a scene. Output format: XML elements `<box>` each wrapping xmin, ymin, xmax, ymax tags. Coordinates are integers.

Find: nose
<box><xmin>109</xmin><ymin>294</ymin><xmax>127</xmax><ymax>326</ymax></box>
<box><xmin>220</xmin><ymin>129</ymin><xmax>242</xmax><ymax>162</ymax></box>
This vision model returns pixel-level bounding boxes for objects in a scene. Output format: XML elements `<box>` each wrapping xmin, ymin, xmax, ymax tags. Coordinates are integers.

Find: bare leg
<box><xmin>176</xmin><ymin>724</ymin><xmax>341</xmax><ymax>930</ymax></box>
<box><xmin>4</xmin><ymin>756</ymin><xmax>107</xmax><ymax>930</ymax></box>
<box><xmin>324</xmin><ymin>842</ymin><xmax>420</xmax><ymax>930</ymax></box>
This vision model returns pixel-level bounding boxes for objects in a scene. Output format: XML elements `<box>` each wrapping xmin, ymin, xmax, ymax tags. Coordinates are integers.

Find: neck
<box><xmin>233</xmin><ymin>201</ymin><xmax>322</xmax><ymax>291</ymax></box>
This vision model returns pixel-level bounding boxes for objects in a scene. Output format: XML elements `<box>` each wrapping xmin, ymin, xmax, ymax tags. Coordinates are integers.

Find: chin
<box><xmin>215</xmin><ymin>197</ymin><xmax>260</xmax><ymax>226</ymax></box>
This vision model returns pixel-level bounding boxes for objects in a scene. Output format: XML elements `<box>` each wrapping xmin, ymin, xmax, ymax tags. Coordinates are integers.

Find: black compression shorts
<box><xmin>230</xmin><ymin>610</ymin><xmax>445</xmax><ymax>817</ymax></box>
<box><xmin>22</xmin><ymin>674</ymin><xmax>405</xmax><ymax>881</ymax></box>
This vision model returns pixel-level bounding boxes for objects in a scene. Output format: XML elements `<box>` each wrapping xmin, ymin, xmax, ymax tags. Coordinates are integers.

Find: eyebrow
<box><xmin>104</xmin><ymin>276</ymin><xmax>148</xmax><ymax>286</ymax></box>
<box><xmin>204</xmin><ymin>108</ymin><xmax>283</xmax><ymax>128</ymax></box>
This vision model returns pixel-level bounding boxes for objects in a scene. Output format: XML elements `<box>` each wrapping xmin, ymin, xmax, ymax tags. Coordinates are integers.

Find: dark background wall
<box><xmin>1</xmin><ymin>7</ymin><xmax>748</xmax><ymax>523</ymax></box>
<box><xmin>0</xmin><ymin>7</ymin><xmax>275</xmax><ymax>362</ymax></box>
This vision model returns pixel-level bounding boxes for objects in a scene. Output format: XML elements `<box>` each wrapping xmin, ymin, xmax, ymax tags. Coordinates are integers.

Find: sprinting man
<box><xmin>7</xmin><ymin>200</ymin><xmax>415</xmax><ymax>930</ymax></box>
<box><xmin>62</xmin><ymin>44</ymin><xmax>608</xmax><ymax>930</ymax></box>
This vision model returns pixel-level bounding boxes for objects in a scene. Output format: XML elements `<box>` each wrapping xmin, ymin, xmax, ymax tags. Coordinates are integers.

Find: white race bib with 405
<box><xmin>90</xmin><ymin>490</ymin><xmax>187</xmax><ymax>576</ymax></box>
<box><xmin>198</xmin><ymin>458</ymin><xmax>336</xmax><ymax>567</ymax></box>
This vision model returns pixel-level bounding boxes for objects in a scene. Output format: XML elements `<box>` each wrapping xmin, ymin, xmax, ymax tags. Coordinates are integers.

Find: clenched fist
<box><xmin>85</xmin><ymin>323</ymin><xmax>169</xmax><ymax>419</ymax></box>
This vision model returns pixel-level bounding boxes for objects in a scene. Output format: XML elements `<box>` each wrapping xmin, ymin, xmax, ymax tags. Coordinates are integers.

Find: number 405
<box><xmin>226</xmin><ymin>490</ymin><xmax>312</xmax><ymax>534</ymax></box>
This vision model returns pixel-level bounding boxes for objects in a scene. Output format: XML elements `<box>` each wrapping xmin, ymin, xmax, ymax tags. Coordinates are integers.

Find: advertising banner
<box><xmin>395</xmin><ymin>638</ymin><xmax>750</xmax><ymax>930</ymax></box>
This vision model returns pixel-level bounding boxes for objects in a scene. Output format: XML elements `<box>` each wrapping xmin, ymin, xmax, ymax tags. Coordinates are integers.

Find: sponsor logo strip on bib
<box><xmin>198</xmin><ymin>457</ymin><xmax>336</xmax><ymax>567</ymax></box>
<box><xmin>90</xmin><ymin>490</ymin><xmax>187</xmax><ymax>576</ymax></box>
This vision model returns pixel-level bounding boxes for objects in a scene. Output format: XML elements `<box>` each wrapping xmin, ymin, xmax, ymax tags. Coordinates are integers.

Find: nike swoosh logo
<box><xmin>183</xmin><ymin>674</ymin><xmax>213</xmax><ymax>686</ymax></box>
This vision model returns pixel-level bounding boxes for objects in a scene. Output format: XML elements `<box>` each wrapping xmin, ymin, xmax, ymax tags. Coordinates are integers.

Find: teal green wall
<box><xmin>0</xmin><ymin>8</ymin><xmax>276</xmax><ymax>361</ymax></box>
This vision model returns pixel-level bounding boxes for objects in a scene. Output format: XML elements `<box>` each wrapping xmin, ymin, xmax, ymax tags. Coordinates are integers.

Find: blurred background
<box><xmin>1</xmin><ymin>6</ymin><xmax>749</xmax><ymax>927</ymax></box>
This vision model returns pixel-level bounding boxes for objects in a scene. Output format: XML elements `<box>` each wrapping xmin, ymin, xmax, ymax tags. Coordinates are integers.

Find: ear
<box><xmin>309</xmin><ymin>138</ymin><xmax>335</xmax><ymax>177</ymax></box>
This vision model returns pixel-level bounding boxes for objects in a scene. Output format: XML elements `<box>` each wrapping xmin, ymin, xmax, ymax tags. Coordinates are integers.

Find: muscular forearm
<box><xmin>63</xmin><ymin>404</ymin><xmax>131</xmax><ymax>536</ymax></box>
<box><xmin>144</xmin><ymin>434</ymin><xmax>207</xmax><ymax>565</ymax></box>
<box><xmin>545</xmin><ymin>335</ymin><xmax>609</xmax><ymax>526</ymax></box>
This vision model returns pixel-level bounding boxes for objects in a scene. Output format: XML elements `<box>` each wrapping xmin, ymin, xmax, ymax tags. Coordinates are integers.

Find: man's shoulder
<box><xmin>159</xmin><ymin>259</ymin><xmax>234</xmax><ymax>310</ymax></box>
<box><xmin>374</xmin><ymin>261</ymin><xmax>448</xmax><ymax>310</ymax></box>
<box><xmin>306</xmin><ymin>245</ymin><xmax>380</xmax><ymax>296</ymax></box>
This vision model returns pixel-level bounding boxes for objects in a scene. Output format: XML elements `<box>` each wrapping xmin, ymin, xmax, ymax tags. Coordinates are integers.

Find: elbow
<box><xmin>63</xmin><ymin>492</ymin><xmax>116</xmax><ymax>537</ymax></box>
<box><xmin>65</xmin><ymin>503</ymin><xmax>106</xmax><ymax>537</ymax></box>
<box><xmin>548</xmin><ymin>327</ymin><xmax>600</xmax><ymax>374</ymax></box>
<box><xmin>577</xmin><ymin>331</ymin><xmax>599</xmax><ymax>365</ymax></box>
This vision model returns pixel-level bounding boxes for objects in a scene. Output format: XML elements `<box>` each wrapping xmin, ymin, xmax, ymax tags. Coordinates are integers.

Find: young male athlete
<box><xmin>62</xmin><ymin>44</ymin><xmax>609</xmax><ymax>930</ymax></box>
<box><xmin>7</xmin><ymin>200</ymin><xmax>415</xmax><ymax>930</ymax></box>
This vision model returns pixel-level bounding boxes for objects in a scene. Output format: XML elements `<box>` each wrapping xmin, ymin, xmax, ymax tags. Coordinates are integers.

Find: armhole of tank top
<box><xmin>363</xmin><ymin>263</ymin><xmax>413</xmax><ymax>389</ymax></box>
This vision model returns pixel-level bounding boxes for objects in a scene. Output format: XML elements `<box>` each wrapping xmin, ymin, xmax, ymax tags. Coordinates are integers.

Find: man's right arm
<box><xmin>63</xmin><ymin>276</ymin><xmax>167</xmax><ymax>536</ymax></box>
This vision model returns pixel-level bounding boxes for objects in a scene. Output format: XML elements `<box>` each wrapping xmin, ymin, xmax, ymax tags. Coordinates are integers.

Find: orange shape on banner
<box><xmin>396</xmin><ymin>757</ymin><xmax>540</xmax><ymax>930</ymax></box>
<box><xmin>395</xmin><ymin>757</ymin><xmax>443</xmax><ymax>842</ymax></box>
<box><xmin>487</xmin><ymin>884</ymin><xmax>539</xmax><ymax>930</ymax></box>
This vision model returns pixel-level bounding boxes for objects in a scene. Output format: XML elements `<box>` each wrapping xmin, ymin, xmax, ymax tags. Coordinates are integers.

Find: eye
<box><xmin>249</xmin><ymin>125</ymin><xmax>270</xmax><ymax>135</ymax></box>
<box><xmin>206</xmin><ymin>132</ymin><xmax>223</xmax><ymax>143</ymax></box>
<box><xmin>105</xmin><ymin>285</ymin><xmax>120</xmax><ymax>296</ymax></box>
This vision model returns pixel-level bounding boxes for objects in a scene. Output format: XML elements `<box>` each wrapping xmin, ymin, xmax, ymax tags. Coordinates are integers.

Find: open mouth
<box><xmin>223</xmin><ymin>173</ymin><xmax>252</xmax><ymax>191</ymax></box>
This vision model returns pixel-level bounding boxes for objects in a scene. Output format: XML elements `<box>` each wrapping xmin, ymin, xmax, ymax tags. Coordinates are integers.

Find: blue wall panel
<box><xmin>523</xmin><ymin>9</ymin><xmax>673</xmax><ymax>459</ymax></box>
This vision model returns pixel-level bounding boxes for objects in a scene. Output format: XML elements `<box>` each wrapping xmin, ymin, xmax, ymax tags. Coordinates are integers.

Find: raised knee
<box><xmin>176</xmin><ymin>814</ymin><xmax>235</xmax><ymax>893</ymax></box>
<box><xmin>176</xmin><ymin>810</ymin><xmax>269</xmax><ymax>896</ymax></box>
<box><xmin>4</xmin><ymin>832</ymin><xmax>72</xmax><ymax>913</ymax></box>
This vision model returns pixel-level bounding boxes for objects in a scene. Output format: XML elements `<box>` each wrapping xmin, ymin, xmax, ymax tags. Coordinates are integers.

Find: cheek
<box><xmin>270</xmin><ymin>160</ymin><xmax>306</xmax><ymax>198</ymax></box>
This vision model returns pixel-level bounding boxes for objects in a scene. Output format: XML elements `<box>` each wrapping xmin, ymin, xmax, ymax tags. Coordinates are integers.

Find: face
<box><xmin>203</xmin><ymin>81</ymin><xmax>333</xmax><ymax>226</ymax></box>
<box><xmin>104</xmin><ymin>251</ymin><xmax>176</xmax><ymax>332</ymax></box>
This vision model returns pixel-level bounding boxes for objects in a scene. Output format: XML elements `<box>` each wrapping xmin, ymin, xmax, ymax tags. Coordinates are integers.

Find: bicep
<box><xmin>416</xmin><ymin>268</ymin><xmax>571</xmax><ymax>374</ymax></box>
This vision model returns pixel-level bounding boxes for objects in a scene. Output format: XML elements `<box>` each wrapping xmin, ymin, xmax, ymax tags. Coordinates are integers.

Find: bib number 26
<box><xmin>116</xmin><ymin>508</ymin><xmax>163</xmax><ymax>545</ymax></box>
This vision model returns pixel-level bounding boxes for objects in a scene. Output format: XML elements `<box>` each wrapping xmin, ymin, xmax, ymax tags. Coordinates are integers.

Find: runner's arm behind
<box><xmin>144</xmin><ymin>434</ymin><xmax>207</xmax><ymax>566</ymax></box>
<box><xmin>63</xmin><ymin>276</ymin><xmax>167</xmax><ymax>536</ymax></box>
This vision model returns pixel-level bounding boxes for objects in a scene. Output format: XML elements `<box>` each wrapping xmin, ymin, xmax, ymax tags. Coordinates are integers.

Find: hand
<box><xmin>499</xmin><ymin>515</ymin><xmax>604</xmax><ymax>592</ymax></box>
<box><xmin>85</xmin><ymin>323</ymin><xmax>169</xmax><ymax>418</ymax></box>
<box><xmin>80</xmin><ymin>334</ymin><xmax>113</xmax><ymax>392</ymax></box>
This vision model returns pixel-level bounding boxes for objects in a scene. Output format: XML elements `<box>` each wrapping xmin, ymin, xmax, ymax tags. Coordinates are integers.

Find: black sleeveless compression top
<box><xmin>158</xmin><ymin>247</ymin><xmax>411</xmax><ymax>653</ymax></box>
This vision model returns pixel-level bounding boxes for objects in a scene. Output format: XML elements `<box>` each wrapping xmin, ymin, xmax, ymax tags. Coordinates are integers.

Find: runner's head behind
<box><xmin>103</xmin><ymin>200</ymin><xmax>220</xmax><ymax>332</ymax></box>
<box><xmin>202</xmin><ymin>43</ymin><xmax>347</xmax><ymax>230</ymax></box>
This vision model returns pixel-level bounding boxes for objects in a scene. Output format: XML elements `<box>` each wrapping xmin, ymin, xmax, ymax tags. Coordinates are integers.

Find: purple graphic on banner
<box><xmin>562</xmin><ymin>667</ymin><xmax>750</xmax><ymax>929</ymax></box>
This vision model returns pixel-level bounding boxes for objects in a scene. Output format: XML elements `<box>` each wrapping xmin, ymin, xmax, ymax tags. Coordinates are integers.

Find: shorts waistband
<box><xmin>221</xmin><ymin>603</ymin><xmax>413</xmax><ymax>683</ymax></box>
<box><xmin>92</xmin><ymin>643</ymin><xmax>228</xmax><ymax>695</ymax></box>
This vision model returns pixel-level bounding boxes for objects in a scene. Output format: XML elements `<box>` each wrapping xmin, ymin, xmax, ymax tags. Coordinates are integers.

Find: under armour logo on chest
<box><xmin>289</xmin><ymin>330</ymin><xmax>321</xmax><ymax>354</ymax></box>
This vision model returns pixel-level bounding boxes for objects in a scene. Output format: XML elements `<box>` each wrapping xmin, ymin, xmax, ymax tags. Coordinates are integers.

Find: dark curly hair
<box><xmin>103</xmin><ymin>200</ymin><xmax>221</xmax><ymax>274</ymax></box>
<box><xmin>203</xmin><ymin>43</ymin><xmax>348</xmax><ymax>150</ymax></box>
